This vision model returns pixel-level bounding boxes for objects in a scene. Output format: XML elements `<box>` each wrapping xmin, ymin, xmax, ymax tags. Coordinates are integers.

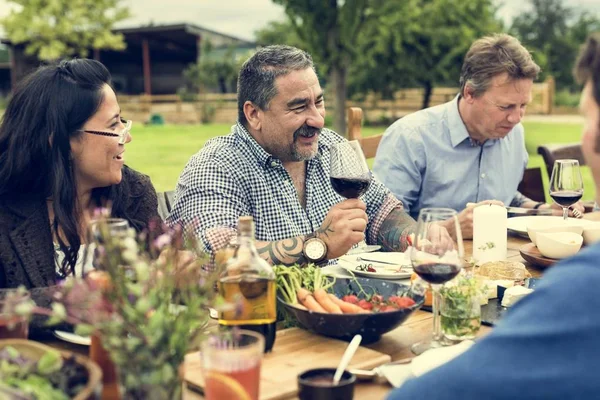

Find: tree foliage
<box><xmin>510</xmin><ymin>0</ymin><xmax>600</xmax><ymax>91</ymax></box>
<box><xmin>1</xmin><ymin>0</ymin><xmax>130</xmax><ymax>61</ymax></box>
<box><xmin>351</xmin><ymin>0</ymin><xmax>501</xmax><ymax>108</ymax></box>
<box><xmin>180</xmin><ymin>42</ymin><xmax>249</xmax><ymax>95</ymax></box>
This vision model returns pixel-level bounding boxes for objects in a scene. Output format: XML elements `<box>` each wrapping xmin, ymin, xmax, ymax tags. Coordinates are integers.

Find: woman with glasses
<box><xmin>0</xmin><ymin>59</ymin><xmax>158</xmax><ymax>297</ymax></box>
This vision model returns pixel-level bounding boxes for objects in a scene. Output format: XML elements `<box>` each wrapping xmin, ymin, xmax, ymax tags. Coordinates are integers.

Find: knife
<box><xmin>505</xmin><ymin>207</ymin><xmax>554</xmax><ymax>216</ymax></box>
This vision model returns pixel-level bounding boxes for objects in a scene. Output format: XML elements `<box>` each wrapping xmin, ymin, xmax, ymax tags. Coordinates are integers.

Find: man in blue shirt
<box><xmin>387</xmin><ymin>32</ymin><xmax>600</xmax><ymax>400</ymax></box>
<box><xmin>373</xmin><ymin>34</ymin><xmax>583</xmax><ymax>238</ymax></box>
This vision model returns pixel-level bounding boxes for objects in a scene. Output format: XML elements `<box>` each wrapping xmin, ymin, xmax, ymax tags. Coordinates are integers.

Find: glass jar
<box><xmin>440</xmin><ymin>276</ymin><xmax>482</xmax><ymax>342</ymax></box>
<box><xmin>0</xmin><ymin>288</ymin><xmax>31</xmax><ymax>339</ymax></box>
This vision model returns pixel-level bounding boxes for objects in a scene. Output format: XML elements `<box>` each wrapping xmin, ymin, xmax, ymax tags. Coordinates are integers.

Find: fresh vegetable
<box><xmin>0</xmin><ymin>346</ymin><xmax>88</xmax><ymax>400</ymax></box>
<box><xmin>328</xmin><ymin>294</ymin><xmax>366</xmax><ymax>314</ymax></box>
<box><xmin>313</xmin><ymin>289</ymin><xmax>342</xmax><ymax>314</ymax></box>
<box><xmin>274</xmin><ymin>264</ymin><xmax>335</xmax><ymax>306</ymax></box>
<box><xmin>297</xmin><ymin>288</ymin><xmax>327</xmax><ymax>313</ymax></box>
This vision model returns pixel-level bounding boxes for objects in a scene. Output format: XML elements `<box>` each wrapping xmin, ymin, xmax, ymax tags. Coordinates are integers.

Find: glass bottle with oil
<box><xmin>218</xmin><ymin>216</ymin><xmax>277</xmax><ymax>352</ymax></box>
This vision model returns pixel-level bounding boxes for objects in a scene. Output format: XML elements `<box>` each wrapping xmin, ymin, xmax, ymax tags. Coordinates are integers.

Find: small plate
<box><xmin>337</xmin><ymin>252</ymin><xmax>412</xmax><ymax>280</ymax></box>
<box><xmin>519</xmin><ymin>243</ymin><xmax>557</xmax><ymax>268</ymax></box>
<box><xmin>53</xmin><ymin>330</ymin><xmax>91</xmax><ymax>346</ymax></box>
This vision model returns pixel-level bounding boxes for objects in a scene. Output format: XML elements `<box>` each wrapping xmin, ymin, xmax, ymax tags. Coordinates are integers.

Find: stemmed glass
<box><xmin>410</xmin><ymin>208</ymin><xmax>463</xmax><ymax>355</ymax></box>
<box><xmin>86</xmin><ymin>218</ymin><xmax>131</xmax><ymax>274</ymax></box>
<box><xmin>549</xmin><ymin>159</ymin><xmax>584</xmax><ymax>220</ymax></box>
<box><xmin>330</xmin><ymin>140</ymin><xmax>379</xmax><ymax>254</ymax></box>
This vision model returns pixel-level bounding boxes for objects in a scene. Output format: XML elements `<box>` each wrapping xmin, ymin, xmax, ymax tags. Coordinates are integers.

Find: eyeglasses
<box><xmin>80</xmin><ymin>118</ymin><xmax>132</xmax><ymax>144</ymax></box>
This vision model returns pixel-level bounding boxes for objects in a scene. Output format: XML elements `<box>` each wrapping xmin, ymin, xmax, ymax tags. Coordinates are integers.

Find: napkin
<box><xmin>382</xmin><ymin>340</ymin><xmax>474</xmax><ymax>388</ymax></box>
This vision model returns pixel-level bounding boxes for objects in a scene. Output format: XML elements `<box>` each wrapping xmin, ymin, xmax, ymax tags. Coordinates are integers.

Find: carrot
<box><xmin>313</xmin><ymin>289</ymin><xmax>343</xmax><ymax>314</ymax></box>
<box><xmin>329</xmin><ymin>294</ymin><xmax>370</xmax><ymax>314</ymax></box>
<box><xmin>297</xmin><ymin>288</ymin><xmax>327</xmax><ymax>313</ymax></box>
<box><xmin>290</xmin><ymin>303</ymin><xmax>308</xmax><ymax>311</ymax></box>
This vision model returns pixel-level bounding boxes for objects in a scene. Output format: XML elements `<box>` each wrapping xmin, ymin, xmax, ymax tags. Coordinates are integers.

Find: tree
<box><xmin>510</xmin><ymin>0</ymin><xmax>600</xmax><ymax>91</ymax></box>
<box><xmin>255</xmin><ymin>21</ymin><xmax>303</xmax><ymax>49</ymax></box>
<box><xmin>1</xmin><ymin>0</ymin><xmax>130</xmax><ymax>61</ymax></box>
<box><xmin>350</xmin><ymin>0</ymin><xmax>501</xmax><ymax>108</ymax></box>
<box><xmin>272</xmin><ymin>0</ymin><xmax>374</xmax><ymax>135</ymax></box>
<box><xmin>180</xmin><ymin>43</ymin><xmax>248</xmax><ymax>95</ymax></box>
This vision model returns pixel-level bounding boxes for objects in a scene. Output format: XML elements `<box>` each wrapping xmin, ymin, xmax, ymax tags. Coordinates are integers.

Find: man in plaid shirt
<box><xmin>168</xmin><ymin>45</ymin><xmax>452</xmax><ymax>265</ymax></box>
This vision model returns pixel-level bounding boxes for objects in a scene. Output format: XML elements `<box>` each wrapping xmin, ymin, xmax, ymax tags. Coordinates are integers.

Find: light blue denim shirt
<box><xmin>372</xmin><ymin>95</ymin><xmax>528</xmax><ymax>219</ymax></box>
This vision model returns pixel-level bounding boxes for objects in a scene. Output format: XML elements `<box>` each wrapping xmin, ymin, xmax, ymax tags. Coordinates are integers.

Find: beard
<box><xmin>289</xmin><ymin>124</ymin><xmax>321</xmax><ymax>161</ymax></box>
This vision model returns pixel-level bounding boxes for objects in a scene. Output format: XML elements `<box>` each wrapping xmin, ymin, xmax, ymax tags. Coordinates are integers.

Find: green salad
<box><xmin>0</xmin><ymin>346</ymin><xmax>88</xmax><ymax>400</ymax></box>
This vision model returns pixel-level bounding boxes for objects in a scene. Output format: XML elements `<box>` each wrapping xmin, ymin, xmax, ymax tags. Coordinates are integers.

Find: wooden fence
<box><xmin>118</xmin><ymin>77</ymin><xmax>555</xmax><ymax>125</ymax></box>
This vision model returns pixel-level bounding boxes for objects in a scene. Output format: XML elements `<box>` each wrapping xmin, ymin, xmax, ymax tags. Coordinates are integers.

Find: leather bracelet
<box><xmin>533</xmin><ymin>202</ymin><xmax>545</xmax><ymax>209</ymax></box>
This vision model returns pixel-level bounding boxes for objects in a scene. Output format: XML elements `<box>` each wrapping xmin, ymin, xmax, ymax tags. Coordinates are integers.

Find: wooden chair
<box><xmin>537</xmin><ymin>143</ymin><xmax>585</xmax><ymax>178</ymax></box>
<box><xmin>347</xmin><ymin>106</ymin><xmax>547</xmax><ymax>203</ymax></box>
<box><xmin>346</xmin><ymin>107</ymin><xmax>383</xmax><ymax>158</ymax></box>
<box><xmin>517</xmin><ymin>167</ymin><xmax>546</xmax><ymax>202</ymax></box>
<box><xmin>157</xmin><ymin>190</ymin><xmax>175</xmax><ymax>221</ymax></box>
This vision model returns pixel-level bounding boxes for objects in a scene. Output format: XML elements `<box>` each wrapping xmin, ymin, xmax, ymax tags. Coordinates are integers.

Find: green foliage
<box><xmin>180</xmin><ymin>43</ymin><xmax>248</xmax><ymax>95</ymax></box>
<box><xmin>255</xmin><ymin>20</ymin><xmax>303</xmax><ymax>48</ymax></box>
<box><xmin>510</xmin><ymin>0</ymin><xmax>600</xmax><ymax>91</ymax></box>
<box><xmin>554</xmin><ymin>89</ymin><xmax>581</xmax><ymax>107</ymax></box>
<box><xmin>350</xmin><ymin>0</ymin><xmax>501</xmax><ymax>105</ymax></box>
<box><xmin>1</xmin><ymin>0</ymin><xmax>130</xmax><ymax>60</ymax></box>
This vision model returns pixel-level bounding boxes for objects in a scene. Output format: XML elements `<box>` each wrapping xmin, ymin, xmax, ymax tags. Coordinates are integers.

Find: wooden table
<box><xmin>41</xmin><ymin>235</ymin><xmax>542</xmax><ymax>400</ymax></box>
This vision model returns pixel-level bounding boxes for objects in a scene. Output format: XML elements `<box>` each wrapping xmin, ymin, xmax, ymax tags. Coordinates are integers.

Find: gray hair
<box><xmin>237</xmin><ymin>45</ymin><xmax>315</xmax><ymax>126</ymax></box>
<box><xmin>459</xmin><ymin>34</ymin><xmax>541</xmax><ymax>98</ymax></box>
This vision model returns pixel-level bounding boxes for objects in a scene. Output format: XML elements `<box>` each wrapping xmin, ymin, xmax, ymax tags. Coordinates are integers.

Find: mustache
<box><xmin>293</xmin><ymin>125</ymin><xmax>321</xmax><ymax>141</ymax></box>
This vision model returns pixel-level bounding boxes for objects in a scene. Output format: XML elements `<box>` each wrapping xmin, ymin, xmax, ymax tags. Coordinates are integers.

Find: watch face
<box><xmin>305</xmin><ymin>239</ymin><xmax>326</xmax><ymax>260</ymax></box>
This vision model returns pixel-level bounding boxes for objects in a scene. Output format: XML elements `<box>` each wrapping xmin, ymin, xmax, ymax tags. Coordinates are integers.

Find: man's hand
<box><xmin>442</xmin><ymin>200</ymin><xmax>504</xmax><ymax>240</ymax></box>
<box><xmin>317</xmin><ymin>199</ymin><xmax>368</xmax><ymax>259</ymax></box>
<box><xmin>549</xmin><ymin>201</ymin><xmax>585</xmax><ymax>218</ymax></box>
<box><xmin>424</xmin><ymin>222</ymin><xmax>455</xmax><ymax>255</ymax></box>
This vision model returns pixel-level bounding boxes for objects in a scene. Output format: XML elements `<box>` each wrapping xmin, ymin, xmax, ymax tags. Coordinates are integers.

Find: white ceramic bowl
<box><xmin>582</xmin><ymin>223</ymin><xmax>600</xmax><ymax>246</ymax></box>
<box><xmin>527</xmin><ymin>221</ymin><xmax>584</xmax><ymax>246</ymax></box>
<box><xmin>536</xmin><ymin>232</ymin><xmax>583</xmax><ymax>259</ymax></box>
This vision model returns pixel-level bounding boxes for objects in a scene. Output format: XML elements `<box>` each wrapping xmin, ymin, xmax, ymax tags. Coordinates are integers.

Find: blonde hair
<box><xmin>459</xmin><ymin>33</ymin><xmax>541</xmax><ymax>98</ymax></box>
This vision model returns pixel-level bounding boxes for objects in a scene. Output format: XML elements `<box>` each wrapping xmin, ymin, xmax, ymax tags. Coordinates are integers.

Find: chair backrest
<box><xmin>517</xmin><ymin>167</ymin><xmax>545</xmax><ymax>202</ymax></box>
<box><xmin>537</xmin><ymin>143</ymin><xmax>585</xmax><ymax>178</ymax></box>
<box><xmin>157</xmin><ymin>190</ymin><xmax>175</xmax><ymax>221</ymax></box>
<box><xmin>346</xmin><ymin>107</ymin><xmax>383</xmax><ymax>158</ymax></box>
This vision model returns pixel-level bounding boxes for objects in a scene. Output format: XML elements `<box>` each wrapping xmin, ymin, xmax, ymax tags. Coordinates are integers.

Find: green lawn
<box><xmin>126</xmin><ymin>121</ymin><xmax>594</xmax><ymax>202</ymax></box>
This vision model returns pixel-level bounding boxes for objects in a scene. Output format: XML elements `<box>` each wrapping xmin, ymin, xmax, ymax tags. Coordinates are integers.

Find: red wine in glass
<box><xmin>550</xmin><ymin>190</ymin><xmax>583</xmax><ymax>207</ymax></box>
<box><xmin>413</xmin><ymin>262</ymin><xmax>461</xmax><ymax>285</ymax></box>
<box><xmin>330</xmin><ymin>176</ymin><xmax>370</xmax><ymax>199</ymax></box>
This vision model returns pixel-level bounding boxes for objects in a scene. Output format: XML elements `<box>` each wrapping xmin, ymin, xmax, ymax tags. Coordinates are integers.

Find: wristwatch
<box><xmin>303</xmin><ymin>234</ymin><xmax>328</xmax><ymax>263</ymax></box>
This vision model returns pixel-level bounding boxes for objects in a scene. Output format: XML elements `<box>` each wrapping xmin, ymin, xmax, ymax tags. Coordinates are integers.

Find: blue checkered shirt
<box><xmin>167</xmin><ymin>122</ymin><xmax>402</xmax><ymax>254</ymax></box>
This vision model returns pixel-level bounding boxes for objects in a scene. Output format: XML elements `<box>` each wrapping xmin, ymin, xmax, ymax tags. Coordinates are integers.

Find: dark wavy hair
<box><xmin>0</xmin><ymin>59</ymin><xmax>134</xmax><ymax>277</ymax></box>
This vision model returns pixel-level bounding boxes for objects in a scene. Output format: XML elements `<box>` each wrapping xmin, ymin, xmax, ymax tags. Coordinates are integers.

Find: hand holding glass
<box><xmin>330</xmin><ymin>140</ymin><xmax>378</xmax><ymax>254</ymax></box>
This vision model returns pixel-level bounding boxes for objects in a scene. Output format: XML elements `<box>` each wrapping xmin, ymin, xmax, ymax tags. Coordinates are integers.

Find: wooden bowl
<box><xmin>519</xmin><ymin>243</ymin><xmax>557</xmax><ymax>268</ymax></box>
<box><xmin>0</xmin><ymin>339</ymin><xmax>102</xmax><ymax>400</ymax></box>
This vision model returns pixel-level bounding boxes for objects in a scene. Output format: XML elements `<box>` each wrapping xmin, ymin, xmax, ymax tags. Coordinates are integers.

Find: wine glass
<box><xmin>549</xmin><ymin>159</ymin><xmax>584</xmax><ymax>220</ymax></box>
<box><xmin>410</xmin><ymin>208</ymin><xmax>463</xmax><ymax>355</ymax></box>
<box><xmin>330</xmin><ymin>140</ymin><xmax>379</xmax><ymax>254</ymax></box>
<box><xmin>85</xmin><ymin>218</ymin><xmax>131</xmax><ymax>274</ymax></box>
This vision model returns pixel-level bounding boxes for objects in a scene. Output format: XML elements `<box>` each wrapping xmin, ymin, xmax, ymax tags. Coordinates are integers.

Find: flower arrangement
<box><xmin>14</xmin><ymin>216</ymin><xmax>222</xmax><ymax>399</ymax></box>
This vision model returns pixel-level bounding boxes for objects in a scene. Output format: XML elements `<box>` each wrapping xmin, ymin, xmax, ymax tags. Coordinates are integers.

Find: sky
<box><xmin>0</xmin><ymin>0</ymin><xmax>599</xmax><ymax>41</ymax></box>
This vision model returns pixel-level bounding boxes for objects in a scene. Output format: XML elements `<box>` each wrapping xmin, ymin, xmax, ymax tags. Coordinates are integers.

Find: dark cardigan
<box><xmin>0</xmin><ymin>167</ymin><xmax>159</xmax><ymax>324</ymax></box>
